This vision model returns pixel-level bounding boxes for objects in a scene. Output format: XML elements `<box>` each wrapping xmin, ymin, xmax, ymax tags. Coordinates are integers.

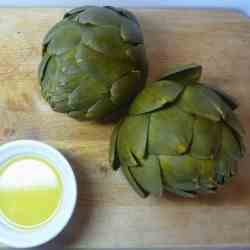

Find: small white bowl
<box><xmin>0</xmin><ymin>140</ymin><xmax>77</xmax><ymax>248</ymax></box>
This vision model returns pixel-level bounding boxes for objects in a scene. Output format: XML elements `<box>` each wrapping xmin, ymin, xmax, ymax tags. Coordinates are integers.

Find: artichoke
<box><xmin>110</xmin><ymin>64</ymin><xmax>246</xmax><ymax>198</ymax></box>
<box><xmin>39</xmin><ymin>6</ymin><xmax>147</xmax><ymax>120</ymax></box>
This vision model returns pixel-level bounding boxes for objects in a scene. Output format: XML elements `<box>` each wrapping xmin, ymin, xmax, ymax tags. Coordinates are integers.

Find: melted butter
<box><xmin>0</xmin><ymin>156</ymin><xmax>62</xmax><ymax>229</ymax></box>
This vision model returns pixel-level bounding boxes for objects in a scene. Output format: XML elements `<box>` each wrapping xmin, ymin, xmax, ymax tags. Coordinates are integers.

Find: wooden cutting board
<box><xmin>0</xmin><ymin>8</ymin><xmax>250</xmax><ymax>248</ymax></box>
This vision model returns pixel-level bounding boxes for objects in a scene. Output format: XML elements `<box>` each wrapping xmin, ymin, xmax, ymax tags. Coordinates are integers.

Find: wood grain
<box><xmin>0</xmin><ymin>8</ymin><xmax>250</xmax><ymax>248</ymax></box>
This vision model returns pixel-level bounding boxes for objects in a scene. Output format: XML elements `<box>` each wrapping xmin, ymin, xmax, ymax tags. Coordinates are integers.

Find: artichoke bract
<box><xmin>39</xmin><ymin>6</ymin><xmax>147</xmax><ymax>120</ymax></box>
<box><xmin>110</xmin><ymin>64</ymin><xmax>246</xmax><ymax>198</ymax></box>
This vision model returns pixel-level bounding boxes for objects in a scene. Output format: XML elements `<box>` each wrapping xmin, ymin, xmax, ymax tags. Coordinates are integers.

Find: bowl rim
<box><xmin>0</xmin><ymin>140</ymin><xmax>77</xmax><ymax>248</ymax></box>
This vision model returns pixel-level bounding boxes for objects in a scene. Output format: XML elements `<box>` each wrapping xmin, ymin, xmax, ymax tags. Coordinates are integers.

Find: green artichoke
<box><xmin>39</xmin><ymin>6</ymin><xmax>147</xmax><ymax>120</ymax></box>
<box><xmin>110</xmin><ymin>64</ymin><xmax>246</xmax><ymax>198</ymax></box>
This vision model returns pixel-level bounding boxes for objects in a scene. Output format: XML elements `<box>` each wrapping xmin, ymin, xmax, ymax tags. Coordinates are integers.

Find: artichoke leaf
<box><xmin>80</xmin><ymin>25</ymin><xmax>131</xmax><ymax>59</ymax></box>
<box><xmin>68</xmin><ymin>76</ymin><xmax>108</xmax><ymax>110</ymax></box>
<box><xmin>122</xmin><ymin>165</ymin><xmax>149</xmax><ymax>198</ymax></box>
<box><xmin>85</xmin><ymin>96</ymin><xmax>117</xmax><ymax>119</ymax></box>
<box><xmin>52</xmin><ymin>100</ymin><xmax>71</xmax><ymax>113</ymax></box>
<box><xmin>41</xmin><ymin>76</ymin><xmax>52</xmax><ymax>99</ymax></box>
<box><xmin>63</xmin><ymin>6</ymin><xmax>93</xmax><ymax>19</ymax></box>
<box><xmin>207</xmin><ymin>86</ymin><xmax>238</xmax><ymax>110</ymax></box>
<box><xmin>129</xmin><ymin>80</ymin><xmax>184</xmax><ymax>115</ymax></box>
<box><xmin>178</xmin><ymin>84</ymin><xmax>228</xmax><ymax>121</ymax></box>
<box><xmin>225</xmin><ymin>111</ymin><xmax>246</xmax><ymax>156</ymax></box>
<box><xmin>159</xmin><ymin>155</ymin><xmax>199</xmax><ymax>193</ymax></box>
<box><xmin>220</xmin><ymin>125</ymin><xmax>242</xmax><ymax>160</ymax></box>
<box><xmin>110</xmin><ymin>70</ymin><xmax>141</xmax><ymax>105</ymax></box>
<box><xmin>43</xmin><ymin>19</ymin><xmax>69</xmax><ymax>46</ymax></box>
<box><xmin>68</xmin><ymin>110</ymin><xmax>87</xmax><ymax>120</ymax></box>
<box><xmin>53</xmin><ymin>74</ymin><xmax>83</xmax><ymax>95</ymax></box>
<box><xmin>230</xmin><ymin>162</ymin><xmax>238</xmax><ymax>176</ymax></box>
<box><xmin>225</xmin><ymin>108</ymin><xmax>245</xmax><ymax>137</ymax></box>
<box><xmin>121</xmin><ymin>18</ymin><xmax>143</xmax><ymax>44</ymax></box>
<box><xmin>43</xmin><ymin>56</ymin><xmax>58</xmax><ymax>84</ymax></box>
<box><xmin>148</xmin><ymin>106</ymin><xmax>193</xmax><ymax>155</ymax></box>
<box><xmin>47</xmin><ymin>21</ymin><xmax>82</xmax><ymax>56</ymax></box>
<box><xmin>51</xmin><ymin>71</ymin><xmax>87</xmax><ymax>97</ymax></box>
<box><xmin>126</xmin><ymin>45</ymin><xmax>148</xmax><ymax>87</ymax></box>
<box><xmin>49</xmin><ymin>92</ymin><xmax>68</xmax><ymax>103</ymax></box>
<box><xmin>164</xmin><ymin>186</ymin><xmax>195</xmax><ymax>198</ymax></box>
<box><xmin>76</xmin><ymin>6</ymin><xmax>122</xmax><ymax>27</ymax></box>
<box><xmin>126</xmin><ymin>44</ymin><xmax>148</xmax><ymax>71</ymax></box>
<box><xmin>198</xmin><ymin>160</ymin><xmax>217</xmax><ymax>189</ymax></box>
<box><xmin>117</xmin><ymin>114</ymin><xmax>149</xmax><ymax>166</ymax></box>
<box><xmin>237</xmin><ymin>134</ymin><xmax>246</xmax><ymax>157</ymax></box>
<box><xmin>38</xmin><ymin>53</ymin><xmax>51</xmax><ymax>82</ymax></box>
<box><xmin>129</xmin><ymin>155</ymin><xmax>162</xmax><ymax>195</ymax></box>
<box><xmin>172</xmin><ymin>183</ymin><xmax>200</xmax><ymax>192</ymax></box>
<box><xmin>190</xmin><ymin>118</ymin><xmax>222</xmax><ymax>160</ymax></box>
<box><xmin>160</xmin><ymin>64</ymin><xmax>202</xmax><ymax>84</ymax></box>
<box><xmin>215</xmin><ymin>125</ymin><xmax>241</xmax><ymax>182</ymax></box>
<box><xmin>216</xmin><ymin>158</ymin><xmax>235</xmax><ymax>183</ymax></box>
<box><xmin>216</xmin><ymin>173</ymin><xmax>225</xmax><ymax>185</ymax></box>
<box><xmin>76</xmin><ymin>44</ymin><xmax>134</xmax><ymax>84</ymax></box>
<box><xmin>57</xmin><ymin>48</ymin><xmax>81</xmax><ymax>76</ymax></box>
<box><xmin>105</xmin><ymin>6</ymin><xmax>140</xmax><ymax>25</ymax></box>
<box><xmin>109</xmin><ymin>121</ymin><xmax>122</xmax><ymax>170</ymax></box>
